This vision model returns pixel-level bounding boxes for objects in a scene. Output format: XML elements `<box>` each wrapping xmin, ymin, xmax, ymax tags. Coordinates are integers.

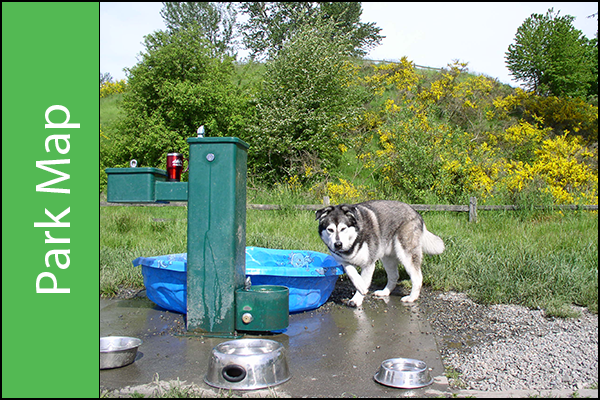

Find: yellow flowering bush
<box><xmin>340</xmin><ymin>60</ymin><xmax>363</xmax><ymax>88</ymax></box>
<box><xmin>362</xmin><ymin>109</ymin><xmax>385</xmax><ymax>131</ymax></box>
<box><xmin>490</xmin><ymin>89</ymin><xmax>598</xmax><ymax>204</ymax></box>
<box><xmin>357</xmin><ymin>60</ymin><xmax>496</xmax><ymax>202</ymax></box>
<box><xmin>502</xmin><ymin>159</ymin><xmax>536</xmax><ymax>193</ymax></box>
<box><xmin>365</xmin><ymin>57</ymin><xmax>419</xmax><ymax>97</ymax></box>
<box><xmin>417</xmin><ymin>62</ymin><xmax>500</xmax><ymax>138</ymax></box>
<box><xmin>533</xmin><ymin>133</ymin><xmax>597</xmax><ymax>204</ymax></box>
<box><xmin>493</xmin><ymin>88</ymin><xmax>598</xmax><ymax>143</ymax></box>
<box><xmin>286</xmin><ymin>174</ymin><xmax>301</xmax><ymax>192</ymax></box>
<box><xmin>254</xmin><ymin>57</ymin><xmax>596</xmax><ymax>207</ymax></box>
<box><xmin>100</xmin><ymin>79</ymin><xmax>127</xmax><ymax>98</ymax></box>
<box><xmin>438</xmin><ymin>139</ymin><xmax>505</xmax><ymax>200</ymax></box>
<box><xmin>326</xmin><ymin>178</ymin><xmax>365</xmax><ymax>204</ymax></box>
<box><xmin>498</xmin><ymin>120</ymin><xmax>552</xmax><ymax>164</ymax></box>
<box><xmin>354</xmin><ymin>57</ymin><xmax>597</xmax><ymax>205</ymax></box>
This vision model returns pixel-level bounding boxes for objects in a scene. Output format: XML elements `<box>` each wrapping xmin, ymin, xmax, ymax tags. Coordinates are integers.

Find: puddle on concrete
<box><xmin>101</xmin><ymin>298</ymin><xmax>187</xmax><ymax>339</ymax></box>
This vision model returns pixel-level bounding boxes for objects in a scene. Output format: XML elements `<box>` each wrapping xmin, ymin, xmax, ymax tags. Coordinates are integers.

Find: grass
<box><xmin>100</xmin><ymin>93</ymin><xmax>124</xmax><ymax>127</ymax></box>
<box><xmin>100</xmin><ymin>206</ymin><xmax>188</xmax><ymax>295</ymax></box>
<box><xmin>100</xmin><ymin>199</ymin><xmax>598</xmax><ymax>317</ymax></box>
<box><xmin>422</xmin><ymin>209</ymin><xmax>598</xmax><ymax>317</ymax></box>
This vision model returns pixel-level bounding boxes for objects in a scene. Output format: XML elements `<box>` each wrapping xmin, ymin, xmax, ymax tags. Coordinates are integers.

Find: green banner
<box><xmin>2</xmin><ymin>2</ymin><xmax>99</xmax><ymax>397</ymax></box>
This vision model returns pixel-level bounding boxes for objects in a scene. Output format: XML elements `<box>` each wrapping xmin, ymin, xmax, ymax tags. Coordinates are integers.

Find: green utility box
<box><xmin>235</xmin><ymin>285</ymin><xmax>289</xmax><ymax>332</ymax></box>
<box><xmin>105</xmin><ymin>167</ymin><xmax>168</xmax><ymax>202</ymax></box>
<box><xmin>186</xmin><ymin>137</ymin><xmax>249</xmax><ymax>334</ymax></box>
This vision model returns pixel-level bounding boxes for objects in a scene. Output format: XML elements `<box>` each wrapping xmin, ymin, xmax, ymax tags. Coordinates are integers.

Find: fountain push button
<box><xmin>241</xmin><ymin>313</ymin><xmax>253</xmax><ymax>324</ymax></box>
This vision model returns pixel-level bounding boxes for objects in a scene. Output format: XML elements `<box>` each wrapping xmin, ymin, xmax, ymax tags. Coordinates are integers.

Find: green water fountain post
<box><xmin>184</xmin><ymin>137</ymin><xmax>249</xmax><ymax>334</ymax></box>
<box><xmin>106</xmin><ymin>136</ymin><xmax>289</xmax><ymax>335</ymax></box>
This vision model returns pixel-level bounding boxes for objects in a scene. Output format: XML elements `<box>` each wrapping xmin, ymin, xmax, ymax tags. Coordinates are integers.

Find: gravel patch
<box><xmin>418</xmin><ymin>289</ymin><xmax>598</xmax><ymax>392</ymax></box>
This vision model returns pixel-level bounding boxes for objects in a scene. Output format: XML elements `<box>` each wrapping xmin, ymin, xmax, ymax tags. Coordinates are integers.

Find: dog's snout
<box><xmin>334</xmin><ymin>241</ymin><xmax>343</xmax><ymax>250</ymax></box>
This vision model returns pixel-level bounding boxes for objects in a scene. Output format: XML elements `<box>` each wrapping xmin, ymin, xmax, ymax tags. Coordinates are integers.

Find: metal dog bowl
<box><xmin>100</xmin><ymin>336</ymin><xmax>142</xmax><ymax>369</ymax></box>
<box><xmin>374</xmin><ymin>358</ymin><xmax>433</xmax><ymax>389</ymax></box>
<box><xmin>204</xmin><ymin>339</ymin><xmax>291</xmax><ymax>390</ymax></box>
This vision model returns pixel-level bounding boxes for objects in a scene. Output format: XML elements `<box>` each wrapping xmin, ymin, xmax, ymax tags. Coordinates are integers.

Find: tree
<box><xmin>239</xmin><ymin>2</ymin><xmax>383</xmax><ymax>60</ymax></box>
<box><xmin>319</xmin><ymin>2</ymin><xmax>383</xmax><ymax>55</ymax></box>
<box><xmin>585</xmin><ymin>12</ymin><xmax>598</xmax><ymax>100</ymax></box>
<box><xmin>247</xmin><ymin>18</ymin><xmax>369</xmax><ymax>182</ymax></box>
<box><xmin>506</xmin><ymin>8</ymin><xmax>595</xmax><ymax>98</ymax></box>
<box><xmin>100</xmin><ymin>72</ymin><xmax>113</xmax><ymax>86</ymax></box>
<box><xmin>110</xmin><ymin>26</ymin><xmax>251</xmax><ymax>169</ymax></box>
<box><xmin>160</xmin><ymin>2</ymin><xmax>237</xmax><ymax>56</ymax></box>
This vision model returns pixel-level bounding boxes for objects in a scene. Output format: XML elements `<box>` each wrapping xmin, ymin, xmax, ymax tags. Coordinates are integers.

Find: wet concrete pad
<box><xmin>100</xmin><ymin>293</ymin><xmax>447</xmax><ymax>397</ymax></box>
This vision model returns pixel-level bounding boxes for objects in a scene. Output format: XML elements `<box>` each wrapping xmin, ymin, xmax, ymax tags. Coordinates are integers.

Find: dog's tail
<box><xmin>421</xmin><ymin>226</ymin><xmax>445</xmax><ymax>255</ymax></box>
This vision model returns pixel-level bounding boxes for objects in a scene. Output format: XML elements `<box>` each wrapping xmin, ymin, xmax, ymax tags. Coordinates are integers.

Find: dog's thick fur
<box><xmin>316</xmin><ymin>200</ymin><xmax>444</xmax><ymax>307</ymax></box>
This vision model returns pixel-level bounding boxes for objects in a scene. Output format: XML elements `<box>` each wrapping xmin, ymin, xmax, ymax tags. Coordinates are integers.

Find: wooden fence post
<box><xmin>323</xmin><ymin>196</ymin><xmax>330</xmax><ymax>206</ymax></box>
<box><xmin>469</xmin><ymin>196</ymin><xmax>477</xmax><ymax>223</ymax></box>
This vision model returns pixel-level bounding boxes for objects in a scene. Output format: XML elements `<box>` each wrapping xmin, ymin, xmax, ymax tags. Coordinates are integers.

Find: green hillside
<box><xmin>100</xmin><ymin>58</ymin><xmax>597</xmax><ymax>207</ymax></box>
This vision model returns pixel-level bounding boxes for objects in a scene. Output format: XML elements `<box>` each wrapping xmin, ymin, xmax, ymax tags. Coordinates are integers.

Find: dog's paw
<box><xmin>401</xmin><ymin>294</ymin><xmax>418</xmax><ymax>302</ymax></box>
<box><xmin>373</xmin><ymin>288</ymin><xmax>391</xmax><ymax>297</ymax></box>
<box><xmin>349</xmin><ymin>301</ymin><xmax>364</xmax><ymax>308</ymax></box>
<box><xmin>342</xmin><ymin>298</ymin><xmax>359</xmax><ymax>308</ymax></box>
<box><xmin>346</xmin><ymin>293</ymin><xmax>364</xmax><ymax>307</ymax></box>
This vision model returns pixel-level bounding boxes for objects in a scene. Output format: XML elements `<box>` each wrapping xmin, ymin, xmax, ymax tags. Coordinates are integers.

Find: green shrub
<box><xmin>108</xmin><ymin>26</ymin><xmax>253</xmax><ymax>170</ymax></box>
<box><xmin>247</xmin><ymin>18</ymin><xmax>370</xmax><ymax>183</ymax></box>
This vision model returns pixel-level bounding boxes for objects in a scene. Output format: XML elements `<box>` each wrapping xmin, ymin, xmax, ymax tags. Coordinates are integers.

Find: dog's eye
<box><xmin>340</xmin><ymin>227</ymin><xmax>346</xmax><ymax>232</ymax></box>
<box><xmin>327</xmin><ymin>228</ymin><xmax>334</xmax><ymax>233</ymax></box>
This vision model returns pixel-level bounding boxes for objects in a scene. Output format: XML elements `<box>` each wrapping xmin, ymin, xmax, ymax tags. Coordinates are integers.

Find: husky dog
<box><xmin>316</xmin><ymin>200</ymin><xmax>444</xmax><ymax>307</ymax></box>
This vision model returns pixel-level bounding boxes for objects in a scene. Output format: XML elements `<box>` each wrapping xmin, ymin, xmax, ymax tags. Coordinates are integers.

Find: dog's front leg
<box><xmin>344</xmin><ymin>265</ymin><xmax>368</xmax><ymax>307</ymax></box>
<box><xmin>344</xmin><ymin>265</ymin><xmax>369</xmax><ymax>294</ymax></box>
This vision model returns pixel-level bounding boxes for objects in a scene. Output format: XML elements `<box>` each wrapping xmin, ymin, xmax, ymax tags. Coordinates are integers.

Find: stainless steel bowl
<box><xmin>204</xmin><ymin>339</ymin><xmax>291</xmax><ymax>390</ymax></box>
<box><xmin>100</xmin><ymin>336</ymin><xmax>142</xmax><ymax>369</ymax></box>
<box><xmin>374</xmin><ymin>358</ymin><xmax>433</xmax><ymax>389</ymax></box>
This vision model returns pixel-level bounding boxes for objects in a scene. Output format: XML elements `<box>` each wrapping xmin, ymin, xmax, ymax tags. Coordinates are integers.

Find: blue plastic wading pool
<box><xmin>132</xmin><ymin>247</ymin><xmax>344</xmax><ymax>314</ymax></box>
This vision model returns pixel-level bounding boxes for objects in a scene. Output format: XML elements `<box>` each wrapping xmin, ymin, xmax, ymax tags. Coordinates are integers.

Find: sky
<box><xmin>100</xmin><ymin>2</ymin><xmax>598</xmax><ymax>87</ymax></box>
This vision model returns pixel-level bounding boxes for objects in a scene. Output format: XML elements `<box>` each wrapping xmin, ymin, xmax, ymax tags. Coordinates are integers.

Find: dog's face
<box><xmin>315</xmin><ymin>205</ymin><xmax>359</xmax><ymax>255</ymax></box>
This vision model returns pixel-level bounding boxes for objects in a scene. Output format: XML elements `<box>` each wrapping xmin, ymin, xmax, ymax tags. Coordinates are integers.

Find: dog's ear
<box><xmin>315</xmin><ymin>206</ymin><xmax>333</xmax><ymax>221</ymax></box>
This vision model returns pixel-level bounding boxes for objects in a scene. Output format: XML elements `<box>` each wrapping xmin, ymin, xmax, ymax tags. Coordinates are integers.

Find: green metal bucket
<box><xmin>235</xmin><ymin>285</ymin><xmax>289</xmax><ymax>332</ymax></box>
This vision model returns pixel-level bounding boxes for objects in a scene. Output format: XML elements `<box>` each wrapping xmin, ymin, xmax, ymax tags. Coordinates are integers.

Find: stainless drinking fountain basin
<box><xmin>374</xmin><ymin>357</ymin><xmax>433</xmax><ymax>389</ymax></box>
<box><xmin>204</xmin><ymin>339</ymin><xmax>291</xmax><ymax>390</ymax></box>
